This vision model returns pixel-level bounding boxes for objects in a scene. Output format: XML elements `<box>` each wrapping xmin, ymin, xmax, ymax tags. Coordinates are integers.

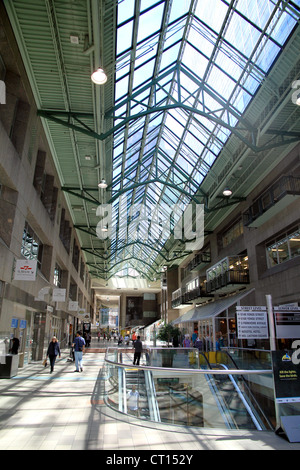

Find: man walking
<box><xmin>72</xmin><ymin>331</ymin><xmax>85</xmax><ymax>372</ymax></box>
<box><xmin>133</xmin><ymin>335</ymin><xmax>143</xmax><ymax>365</ymax></box>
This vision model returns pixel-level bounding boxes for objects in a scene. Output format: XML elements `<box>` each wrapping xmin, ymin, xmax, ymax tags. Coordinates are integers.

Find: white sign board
<box><xmin>14</xmin><ymin>259</ymin><xmax>37</xmax><ymax>281</ymax></box>
<box><xmin>236</xmin><ymin>306</ymin><xmax>269</xmax><ymax>339</ymax></box>
<box><xmin>68</xmin><ymin>301</ymin><xmax>78</xmax><ymax>311</ymax></box>
<box><xmin>52</xmin><ymin>288</ymin><xmax>66</xmax><ymax>302</ymax></box>
<box><xmin>274</xmin><ymin>307</ymin><xmax>300</xmax><ymax>339</ymax></box>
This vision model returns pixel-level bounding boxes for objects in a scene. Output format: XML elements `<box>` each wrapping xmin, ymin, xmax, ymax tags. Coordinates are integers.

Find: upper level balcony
<box><xmin>172</xmin><ymin>283</ymin><xmax>213</xmax><ymax>309</ymax></box>
<box><xmin>243</xmin><ymin>175</ymin><xmax>300</xmax><ymax>228</ymax></box>
<box><xmin>206</xmin><ymin>256</ymin><xmax>250</xmax><ymax>294</ymax></box>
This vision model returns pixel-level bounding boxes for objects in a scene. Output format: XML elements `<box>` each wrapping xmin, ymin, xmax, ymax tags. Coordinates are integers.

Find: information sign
<box><xmin>274</xmin><ymin>306</ymin><xmax>300</xmax><ymax>339</ymax></box>
<box><xmin>272</xmin><ymin>350</ymin><xmax>300</xmax><ymax>404</ymax></box>
<box><xmin>236</xmin><ymin>306</ymin><xmax>269</xmax><ymax>339</ymax></box>
<box><xmin>14</xmin><ymin>260</ymin><xmax>37</xmax><ymax>281</ymax></box>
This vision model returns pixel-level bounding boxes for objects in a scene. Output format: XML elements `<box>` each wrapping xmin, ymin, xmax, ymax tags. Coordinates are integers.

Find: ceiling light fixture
<box><xmin>91</xmin><ymin>67</ymin><xmax>107</xmax><ymax>85</ymax></box>
<box><xmin>98</xmin><ymin>179</ymin><xmax>108</xmax><ymax>189</ymax></box>
<box><xmin>223</xmin><ymin>187</ymin><xmax>233</xmax><ymax>197</ymax></box>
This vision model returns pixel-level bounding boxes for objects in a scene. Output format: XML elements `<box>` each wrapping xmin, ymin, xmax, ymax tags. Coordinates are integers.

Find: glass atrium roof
<box><xmin>107</xmin><ymin>0</ymin><xmax>300</xmax><ymax>281</ymax></box>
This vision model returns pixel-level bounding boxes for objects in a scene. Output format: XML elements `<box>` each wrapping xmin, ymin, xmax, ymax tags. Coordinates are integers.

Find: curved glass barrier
<box><xmin>103</xmin><ymin>347</ymin><xmax>274</xmax><ymax>431</ymax></box>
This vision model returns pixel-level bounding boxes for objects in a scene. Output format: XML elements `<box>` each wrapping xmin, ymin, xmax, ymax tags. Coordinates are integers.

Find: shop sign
<box><xmin>14</xmin><ymin>259</ymin><xmax>37</xmax><ymax>281</ymax></box>
<box><xmin>68</xmin><ymin>301</ymin><xmax>78</xmax><ymax>311</ymax></box>
<box><xmin>236</xmin><ymin>306</ymin><xmax>269</xmax><ymax>339</ymax></box>
<box><xmin>52</xmin><ymin>288</ymin><xmax>66</xmax><ymax>302</ymax></box>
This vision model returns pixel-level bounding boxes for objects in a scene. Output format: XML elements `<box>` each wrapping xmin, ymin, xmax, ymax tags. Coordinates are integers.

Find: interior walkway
<box><xmin>0</xmin><ymin>339</ymin><xmax>299</xmax><ymax>451</ymax></box>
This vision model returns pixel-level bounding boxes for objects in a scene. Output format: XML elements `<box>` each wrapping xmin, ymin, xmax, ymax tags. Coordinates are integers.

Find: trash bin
<box><xmin>0</xmin><ymin>354</ymin><xmax>19</xmax><ymax>378</ymax></box>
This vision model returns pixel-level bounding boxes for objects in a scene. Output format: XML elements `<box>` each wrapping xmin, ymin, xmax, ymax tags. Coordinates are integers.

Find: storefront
<box><xmin>172</xmin><ymin>289</ymin><xmax>254</xmax><ymax>351</ymax></box>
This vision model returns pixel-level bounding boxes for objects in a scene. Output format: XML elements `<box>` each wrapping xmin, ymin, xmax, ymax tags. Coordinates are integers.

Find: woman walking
<box><xmin>46</xmin><ymin>336</ymin><xmax>61</xmax><ymax>373</ymax></box>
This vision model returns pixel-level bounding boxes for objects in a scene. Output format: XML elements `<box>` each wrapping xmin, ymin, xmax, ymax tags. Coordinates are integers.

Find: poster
<box><xmin>272</xmin><ymin>351</ymin><xmax>300</xmax><ymax>404</ymax></box>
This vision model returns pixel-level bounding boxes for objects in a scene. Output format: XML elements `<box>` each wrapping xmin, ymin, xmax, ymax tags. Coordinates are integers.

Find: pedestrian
<box><xmin>194</xmin><ymin>336</ymin><xmax>203</xmax><ymax>351</ymax></box>
<box><xmin>72</xmin><ymin>331</ymin><xmax>85</xmax><ymax>372</ymax></box>
<box><xmin>118</xmin><ymin>334</ymin><xmax>123</xmax><ymax>346</ymax></box>
<box><xmin>46</xmin><ymin>336</ymin><xmax>61</xmax><ymax>373</ymax></box>
<box><xmin>9</xmin><ymin>337</ymin><xmax>20</xmax><ymax>355</ymax></box>
<box><xmin>183</xmin><ymin>335</ymin><xmax>190</xmax><ymax>348</ymax></box>
<box><xmin>127</xmin><ymin>384</ymin><xmax>140</xmax><ymax>416</ymax></box>
<box><xmin>133</xmin><ymin>335</ymin><xmax>143</xmax><ymax>365</ymax></box>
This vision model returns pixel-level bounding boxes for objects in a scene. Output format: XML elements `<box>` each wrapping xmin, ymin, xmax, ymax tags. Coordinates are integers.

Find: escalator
<box><xmin>206</xmin><ymin>351</ymin><xmax>274</xmax><ymax>430</ymax></box>
<box><xmin>124</xmin><ymin>368</ymin><xmax>160</xmax><ymax>421</ymax></box>
<box><xmin>105</xmin><ymin>347</ymin><xmax>273</xmax><ymax>430</ymax></box>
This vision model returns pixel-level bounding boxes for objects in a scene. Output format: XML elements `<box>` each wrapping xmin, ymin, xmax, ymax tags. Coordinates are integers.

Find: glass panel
<box><xmin>104</xmin><ymin>348</ymin><xmax>274</xmax><ymax>430</ymax></box>
<box><xmin>290</xmin><ymin>235</ymin><xmax>300</xmax><ymax>259</ymax></box>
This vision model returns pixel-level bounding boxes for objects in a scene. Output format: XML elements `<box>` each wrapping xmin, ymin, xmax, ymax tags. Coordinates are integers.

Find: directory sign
<box><xmin>236</xmin><ymin>306</ymin><xmax>269</xmax><ymax>339</ymax></box>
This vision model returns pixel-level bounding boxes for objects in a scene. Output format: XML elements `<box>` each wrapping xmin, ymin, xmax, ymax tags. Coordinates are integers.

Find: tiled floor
<box><xmin>0</xmin><ymin>341</ymin><xmax>299</xmax><ymax>451</ymax></box>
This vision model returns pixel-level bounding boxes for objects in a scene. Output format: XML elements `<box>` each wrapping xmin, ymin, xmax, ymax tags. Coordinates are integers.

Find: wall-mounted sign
<box><xmin>52</xmin><ymin>288</ymin><xmax>66</xmax><ymax>302</ymax></box>
<box><xmin>14</xmin><ymin>259</ymin><xmax>37</xmax><ymax>281</ymax></box>
<box><xmin>19</xmin><ymin>320</ymin><xmax>27</xmax><ymax>329</ymax></box>
<box><xmin>236</xmin><ymin>306</ymin><xmax>269</xmax><ymax>339</ymax></box>
<box><xmin>68</xmin><ymin>301</ymin><xmax>78</xmax><ymax>312</ymax></box>
<box><xmin>11</xmin><ymin>318</ymin><xmax>18</xmax><ymax>328</ymax></box>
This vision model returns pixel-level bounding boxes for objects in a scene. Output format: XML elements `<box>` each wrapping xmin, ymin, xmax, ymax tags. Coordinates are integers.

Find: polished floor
<box><xmin>0</xmin><ymin>339</ymin><xmax>299</xmax><ymax>451</ymax></box>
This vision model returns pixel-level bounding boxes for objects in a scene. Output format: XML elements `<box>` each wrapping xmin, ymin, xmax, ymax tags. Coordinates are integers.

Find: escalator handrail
<box><xmin>218</xmin><ymin>363</ymin><xmax>264</xmax><ymax>431</ymax></box>
<box><xmin>105</xmin><ymin>348</ymin><xmax>272</xmax><ymax>376</ymax></box>
<box><xmin>217</xmin><ymin>351</ymin><xmax>274</xmax><ymax>430</ymax></box>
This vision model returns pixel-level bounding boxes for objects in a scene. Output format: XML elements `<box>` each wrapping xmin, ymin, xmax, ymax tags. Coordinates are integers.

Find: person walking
<box><xmin>72</xmin><ymin>331</ymin><xmax>85</xmax><ymax>372</ymax></box>
<box><xmin>127</xmin><ymin>384</ymin><xmax>140</xmax><ymax>417</ymax></box>
<box><xmin>133</xmin><ymin>335</ymin><xmax>143</xmax><ymax>365</ymax></box>
<box><xmin>46</xmin><ymin>336</ymin><xmax>61</xmax><ymax>373</ymax></box>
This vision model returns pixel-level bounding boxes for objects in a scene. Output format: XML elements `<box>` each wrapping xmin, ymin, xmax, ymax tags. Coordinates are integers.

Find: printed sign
<box><xmin>14</xmin><ymin>260</ymin><xmax>37</xmax><ymax>281</ymax></box>
<box><xmin>272</xmin><ymin>351</ymin><xmax>300</xmax><ymax>404</ymax></box>
<box><xmin>68</xmin><ymin>301</ymin><xmax>78</xmax><ymax>311</ymax></box>
<box><xmin>52</xmin><ymin>288</ymin><xmax>66</xmax><ymax>302</ymax></box>
<box><xmin>274</xmin><ymin>306</ymin><xmax>300</xmax><ymax>339</ymax></box>
<box><xmin>236</xmin><ymin>306</ymin><xmax>269</xmax><ymax>339</ymax></box>
<box><xmin>19</xmin><ymin>320</ymin><xmax>27</xmax><ymax>329</ymax></box>
<box><xmin>11</xmin><ymin>318</ymin><xmax>18</xmax><ymax>328</ymax></box>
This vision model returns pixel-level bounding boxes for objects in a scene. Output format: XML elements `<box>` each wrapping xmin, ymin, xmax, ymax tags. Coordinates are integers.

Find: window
<box><xmin>53</xmin><ymin>264</ymin><xmax>62</xmax><ymax>287</ymax></box>
<box><xmin>21</xmin><ymin>222</ymin><xmax>43</xmax><ymax>268</ymax></box>
<box><xmin>221</xmin><ymin>219</ymin><xmax>243</xmax><ymax>248</ymax></box>
<box><xmin>72</xmin><ymin>239</ymin><xmax>80</xmax><ymax>271</ymax></box>
<box><xmin>186</xmin><ymin>278</ymin><xmax>199</xmax><ymax>292</ymax></box>
<box><xmin>266</xmin><ymin>225</ymin><xmax>300</xmax><ymax>268</ymax></box>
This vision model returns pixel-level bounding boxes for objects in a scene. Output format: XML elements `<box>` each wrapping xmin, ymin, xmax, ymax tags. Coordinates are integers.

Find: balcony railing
<box><xmin>172</xmin><ymin>285</ymin><xmax>213</xmax><ymax>308</ymax></box>
<box><xmin>206</xmin><ymin>269</ymin><xmax>250</xmax><ymax>294</ymax></box>
<box><xmin>243</xmin><ymin>175</ymin><xmax>300</xmax><ymax>227</ymax></box>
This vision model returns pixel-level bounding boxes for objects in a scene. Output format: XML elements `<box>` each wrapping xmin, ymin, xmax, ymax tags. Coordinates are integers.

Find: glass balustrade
<box><xmin>103</xmin><ymin>347</ymin><xmax>274</xmax><ymax>431</ymax></box>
